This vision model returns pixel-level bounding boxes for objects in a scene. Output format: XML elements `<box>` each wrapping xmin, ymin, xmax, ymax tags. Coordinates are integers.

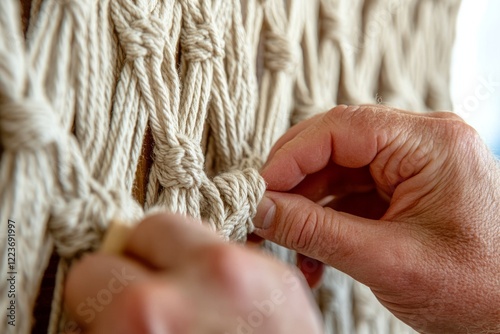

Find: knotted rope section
<box><xmin>111</xmin><ymin>0</ymin><xmax>265</xmax><ymax>239</ymax></box>
<box><xmin>0</xmin><ymin>2</ymin><xmax>143</xmax><ymax>333</ymax></box>
<box><xmin>1</xmin><ymin>95</ymin><xmax>142</xmax><ymax>258</ymax></box>
<box><xmin>181</xmin><ymin>8</ymin><xmax>224</xmax><ymax>62</ymax></box>
<box><xmin>0</xmin><ymin>99</ymin><xmax>61</xmax><ymax>151</ymax></box>
<box><xmin>0</xmin><ymin>0</ymin><xmax>460</xmax><ymax>333</ymax></box>
<box><xmin>263</xmin><ymin>31</ymin><xmax>299</xmax><ymax>74</ymax></box>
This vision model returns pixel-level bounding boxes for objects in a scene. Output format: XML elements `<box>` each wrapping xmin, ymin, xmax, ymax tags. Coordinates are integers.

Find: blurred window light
<box><xmin>451</xmin><ymin>0</ymin><xmax>500</xmax><ymax>157</ymax></box>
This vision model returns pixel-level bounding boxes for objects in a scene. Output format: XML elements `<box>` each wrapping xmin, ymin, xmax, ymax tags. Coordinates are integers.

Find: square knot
<box><xmin>154</xmin><ymin>138</ymin><xmax>205</xmax><ymax>189</ymax></box>
<box><xmin>320</xmin><ymin>9</ymin><xmax>343</xmax><ymax>41</ymax></box>
<box><xmin>263</xmin><ymin>32</ymin><xmax>299</xmax><ymax>74</ymax></box>
<box><xmin>50</xmin><ymin>189</ymin><xmax>141</xmax><ymax>258</ymax></box>
<box><xmin>201</xmin><ymin>168</ymin><xmax>265</xmax><ymax>241</ymax></box>
<box><xmin>111</xmin><ymin>1</ymin><xmax>166</xmax><ymax>61</ymax></box>
<box><xmin>50</xmin><ymin>197</ymin><xmax>104</xmax><ymax>258</ymax></box>
<box><xmin>0</xmin><ymin>99</ymin><xmax>62</xmax><ymax>151</ymax></box>
<box><xmin>180</xmin><ymin>22</ymin><xmax>225</xmax><ymax>62</ymax></box>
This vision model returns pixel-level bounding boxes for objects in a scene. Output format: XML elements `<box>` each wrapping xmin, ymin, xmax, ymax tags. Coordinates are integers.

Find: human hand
<box><xmin>253</xmin><ymin>105</ymin><xmax>500</xmax><ymax>333</ymax></box>
<box><xmin>64</xmin><ymin>213</ymin><xmax>323</xmax><ymax>333</ymax></box>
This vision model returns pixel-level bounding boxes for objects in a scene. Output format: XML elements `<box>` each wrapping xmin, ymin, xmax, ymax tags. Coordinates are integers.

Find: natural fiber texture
<box><xmin>0</xmin><ymin>0</ymin><xmax>460</xmax><ymax>333</ymax></box>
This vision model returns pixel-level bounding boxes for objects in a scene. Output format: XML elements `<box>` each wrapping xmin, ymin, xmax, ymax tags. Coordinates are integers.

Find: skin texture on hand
<box><xmin>253</xmin><ymin>105</ymin><xmax>500</xmax><ymax>333</ymax></box>
<box><xmin>64</xmin><ymin>214</ymin><xmax>323</xmax><ymax>334</ymax></box>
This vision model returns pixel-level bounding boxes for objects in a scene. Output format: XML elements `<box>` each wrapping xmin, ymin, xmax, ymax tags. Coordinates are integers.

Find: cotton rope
<box><xmin>0</xmin><ymin>0</ymin><xmax>460</xmax><ymax>333</ymax></box>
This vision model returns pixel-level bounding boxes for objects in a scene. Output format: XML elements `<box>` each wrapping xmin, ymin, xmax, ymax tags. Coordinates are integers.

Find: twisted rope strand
<box><xmin>0</xmin><ymin>0</ymin><xmax>460</xmax><ymax>333</ymax></box>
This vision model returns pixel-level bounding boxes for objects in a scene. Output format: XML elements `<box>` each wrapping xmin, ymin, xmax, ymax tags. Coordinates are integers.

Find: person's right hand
<box><xmin>253</xmin><ymin>105</ymin><xmax>500</xmax><ymax>333</ymax></box>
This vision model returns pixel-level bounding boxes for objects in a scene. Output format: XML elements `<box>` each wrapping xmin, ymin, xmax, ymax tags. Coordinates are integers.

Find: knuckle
<box><xmin>120</xmin><ymin>283</ymin><xmax>157</xmax><ymax>312</ymax></box>
<box><xmin>201</xmin><ymin>244</ymin><xmax>253</xmax><ymax>298</ymax></box>
<box><xmin>429</xmin><ymin>110</ymin><xmax>464</xmax><ymax>122</ymax></box>
<box><xmin>417</xmin><ymin>116</ymin><xmax>482</xmax><ymax>164</ymax></box>
<box><xmin>440</xmin><ymin>118</ymin><xmax>482</xmax><ymax>150</ymax></box>
<box><xmin>118</xmin><ymin>284</ymin><xmax>159</xmax><ymax>331</ymax></box>
<box><xmin>204</xmin><ymin>244</ymin><xmax>240</xmax><ymax>276</ymax></box>
<box><xmin>321</xmin><ymin>208</ymin><xmax>354</xmax><ymax>262</ymax></box>
<box><xmin>118</xmin><ymin>283</ymin><xmax>188</xmax><ymax>333</ymax></box>
<box><xmin>453</xmin><ymin>120</ymin><xmax>480</xmax><ymax>142</ymax></box>
<box><xmin>324</xmin><ymin>104</ymin><xmax>397</xmax><ymax>134</ymax></box>
<box><xmin>285</xmin><ymin>208</ymin><xmax>321</xmax><ymax>254</ymax></box>
<box><xmin>325</xmin><ymin>105</ymin><xmax>361</xmax><ymax>125</ymax></box>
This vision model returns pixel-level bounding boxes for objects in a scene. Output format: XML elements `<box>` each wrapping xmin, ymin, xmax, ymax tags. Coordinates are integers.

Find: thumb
<box><xmin>253</xmin><ymin>191</ymin><xmax>413</xmax><ymax>285</ymax></box>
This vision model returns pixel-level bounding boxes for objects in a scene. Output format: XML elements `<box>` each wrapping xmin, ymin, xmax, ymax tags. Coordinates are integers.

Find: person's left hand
<box><xmin>64</xmin><ymin>213</ymin><xmax>323</xmax><ymax>333</ymax></box>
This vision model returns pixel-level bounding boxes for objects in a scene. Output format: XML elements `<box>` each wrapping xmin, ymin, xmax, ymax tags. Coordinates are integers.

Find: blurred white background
<box><xmin>451</xmin><ymin>0</ymin><xmax>500</xmax><ymax>156</ymax></box>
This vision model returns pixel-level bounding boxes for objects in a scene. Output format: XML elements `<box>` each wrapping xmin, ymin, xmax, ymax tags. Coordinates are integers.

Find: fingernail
<box><xmin>253</xmin><ymin>194</ymin><xmax>276</xmax><ymax>230</ymax></box>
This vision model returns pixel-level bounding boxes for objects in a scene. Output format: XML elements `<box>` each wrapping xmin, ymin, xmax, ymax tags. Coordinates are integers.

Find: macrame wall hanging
<box><xmin>0</xmin><ymin>0</ymin><xmax>460</xmax><ymax>333</ymax></box>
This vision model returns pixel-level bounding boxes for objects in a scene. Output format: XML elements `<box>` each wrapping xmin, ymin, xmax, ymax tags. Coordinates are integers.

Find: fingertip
<box><xmin>89</xmin><ymin>280</ymin><xmax>191</xmax><ymax>334</ymax></box>
<box><xmin>252</xmin><ymin>191</ymin><xmax>406</xmax><ymax>285</ymax></box>
<box><xmin>253</xmin><ymin>191</ymin><xmax>328</xmax><ymax>257</ymax></box>
<box><xmin>246</xmin><ymin>233</ymin><xmax>264</xmax><ymax>248</ymax></box>
<box><xmin>260</xmin><ymin>116</ymin><xmax>335</xmax><ymax>191</ymax></box>
<box><xmin>265</xmin><ymin>113</ymin><xmax>326</xmax><ymax>163</ymax></box>
<box><xmin>297</xmin><ymin>254</ymin><xmax>324</xmax><ymax>289</ymax></box>
<box><xmin>260</xmin><ymin>155</ymin><xmax>305</xmax><ymax>191</ymax></box>
<box><xmin>123</xmin><ymin>211</ymin><xmax>220</xmax><ymax>270</ymax></box>
<box><xmin>253</xmin><ymin>193</ymin><xmax>277</xmax><ymax>230</ymax></box>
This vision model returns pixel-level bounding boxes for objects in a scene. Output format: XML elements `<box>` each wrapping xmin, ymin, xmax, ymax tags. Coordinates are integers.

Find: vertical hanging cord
<box><xmin>0</xmin><ymin>0</ymin><xmax>461</xmax><ymax>333</ymax></box>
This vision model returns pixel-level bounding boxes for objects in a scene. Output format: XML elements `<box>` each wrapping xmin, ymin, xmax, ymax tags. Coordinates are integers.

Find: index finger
<box><xmin>122</xmin><ymin>213</ymin><xmax>221</xmax><ymax>270</ymax></box>
<box><xmin>260</xmin><ymin>105</ymin><xmax>407</xmax><ymax>191</ymax></box>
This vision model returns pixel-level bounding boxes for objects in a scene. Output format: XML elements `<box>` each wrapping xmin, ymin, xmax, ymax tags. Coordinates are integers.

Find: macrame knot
<box><xmin>117</xmin><ymin>17</ymin><xmax>166</xmax><ymax>61</ymax></box>
<box><xmin>50</xmin><ymin>187</ymin><xmax>142</xmax><ymax>258</ymax></box>
<box><xmin>111</xmin><ymin>0</ymin><xmax>166</xmax><ymax>61</ymax></box>
<box><xmin>50</xmin><ymin>197</ymin><xmax>104</xmax><ymax>258</ymax></box>
<box><xmin>154</xmin><ymin>136</ymin><xmax>205</xmax><ymax>189</ymax></box>
<box><xmin>320</xmin><ymin>9</ymin><xmax>343</xmax><ymax>41</ymax></box>
<box><xmin>207</xmin><ymin>168</ymin><xmax>265</xmax><ymax>240</ymax></box>
<box><xmin>0</xmin><ymin>98</ymin><xmax>62</xmax><ymax>151</ymax></box>
<box><xmin>263</xmin><ymin>31</ymin><xmax>298</xmax><ymax>73</ymax></box>
<box><xmin>181</xmin><ymin>22</ymin><xmax>224</xmax><ymax>62</ymax></box>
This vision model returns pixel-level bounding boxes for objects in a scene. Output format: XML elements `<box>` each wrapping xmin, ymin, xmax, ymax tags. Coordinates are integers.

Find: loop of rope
<box><xmin>181</xmin><ymin>21</ymin><xmax>225</xmax><ymax>62</ymax></box>
<box><xmin>50</xmin><ymin>185</ymin><xmax>142</xmax><ymax>258</ymax></box>
<box><xmin>121</xmin><ymin>18</ymin><xmax>166</xmax><ymax>61</ymax></box>
<box><xmin>212</xmin><ymin>168</ymin><xmax>265</xmax><ymax>239</ymax></box>
<box><xmin>112</xmin><ymin>1</ymin><xmax>167</xmax><ymax>61</ymax></box>
<box><xmin>180</xmin><ymin>0</ymin><xmax>225</xmax><ymax>62</ymax></box>
<box><xmin>0</xmin><ymin>98</ymin><xmax>62</xmax><ymax>151</ymax></box>
<box><xmin>320</xmin><ymin>4</ymin><xmax>343</xmax><ymax>42</ymax></box>
<box><xmin>154</xmin><ymin>136</ymin><xmax>205</xmax><ymax>189</ymax></box>
<box><xmin>263</xmin><ymin>31</ymin><xmax>298</xmax><ymax>74</ymax></box>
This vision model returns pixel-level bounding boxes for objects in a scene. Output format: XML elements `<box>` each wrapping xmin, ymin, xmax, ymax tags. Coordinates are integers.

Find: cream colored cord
<box><xmin>0</xmin><ymin>0</ymin><xmax>460</xmax><ymax>333</ymax></box>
